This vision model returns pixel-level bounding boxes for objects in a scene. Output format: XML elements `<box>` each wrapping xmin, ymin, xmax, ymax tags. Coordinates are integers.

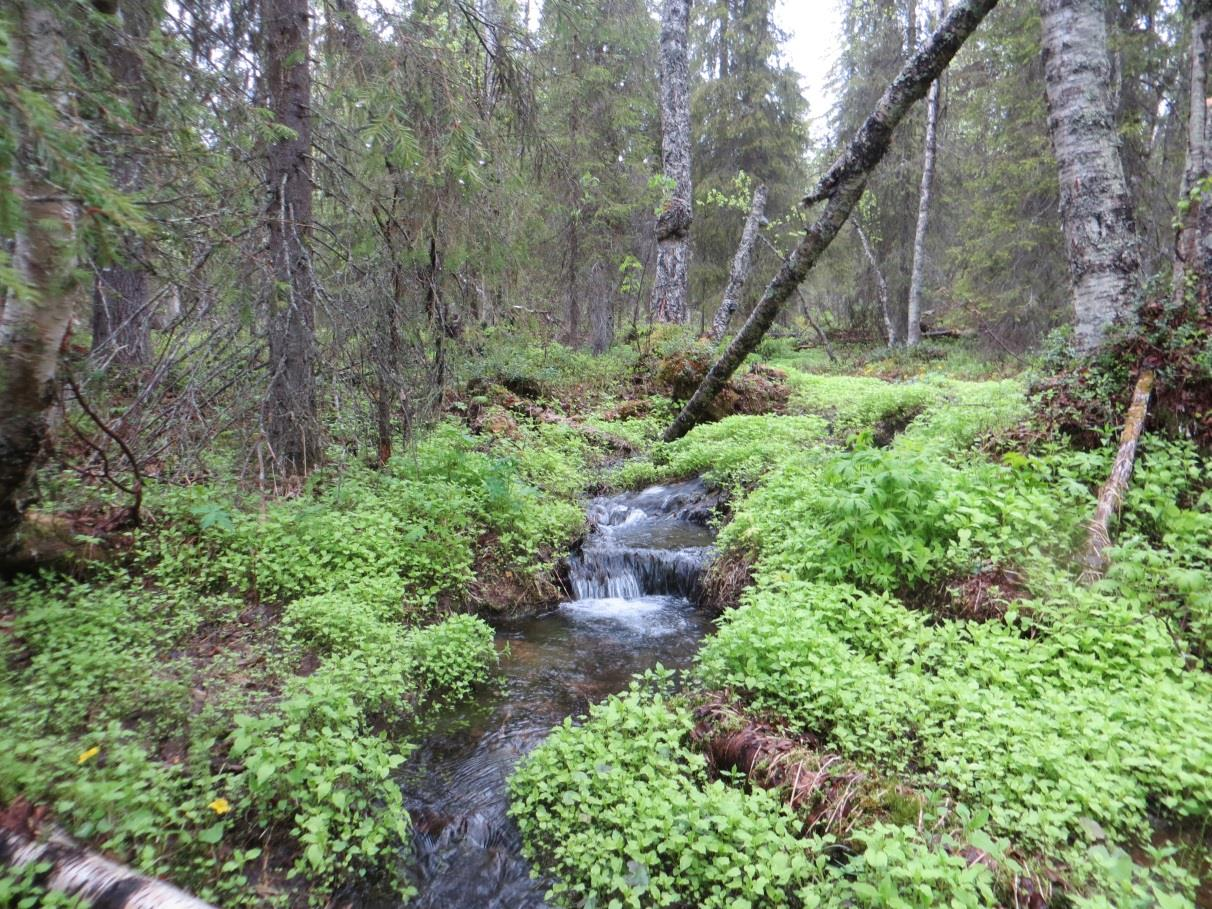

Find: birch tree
<box><xmin>709</xmin><ymin>183</ymin><xmax>767</xmax><ymax>342</ymax></box>
<box><xmin>906</xmin><ymin>0</ymin><xmax>945</xmax><ymax>346</ymax></box>
<box><xmin>651</xmin><ymin>0</ymin><xmax>693</xmax><ymax>324</ymax></box>
<box><xmin>0</xmin><ymin>4</ymin><xmax>83</xmax><ymax>559</ymax></box>
<box><xmin>1175</xmin><ymin>1</ymin><xmax>1212</xmax><ymax>296</ymax></box>
<box><xmin>664</xmin><ymin>0</ymin><xmax>1000</xmax><ymax>442</ymax></box>
<box><xmin>1040</xmin><ymin>0</ymin><xmax>1141</xmax><ymax>352</ymax></box>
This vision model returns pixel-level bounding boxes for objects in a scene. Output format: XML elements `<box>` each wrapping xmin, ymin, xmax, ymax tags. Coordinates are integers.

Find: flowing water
<box><xmin>394</xmin><ymin>479</ymin><xmax>718</xmax><ymax>908</ymax></box>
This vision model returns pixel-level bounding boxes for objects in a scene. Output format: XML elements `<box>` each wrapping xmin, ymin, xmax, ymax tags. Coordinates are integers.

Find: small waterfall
<box><xmin>397</xmin><ymin>477</ymin><xmax>720</xmax><ymax>909</ymax></box>
<box><xmin>567</xmin><ymin>481</ymin><xmax>716</xmax><ymax>603</ymax></box>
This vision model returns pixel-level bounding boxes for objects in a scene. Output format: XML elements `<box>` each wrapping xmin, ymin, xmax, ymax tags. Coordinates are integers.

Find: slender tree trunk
<box><xmin>664</xmin><ymin>0</ymin><xmax>1000</xmax><ymax>442</ymax></box>
<box><xmin>590</xmin><ymin>260</ymin><xmax>614</xmax><ymax>354</ymax></box>
<box><xmin>263</xmin><ymin>0</ymin><xmax>320</xmax><ymax>474</ymax></box>
<box><xmin>1175</xmin><ymin>5</ymin><xmax>1212</xmax><ymax>298</ymax></box>
<box><xmin>90</xmin><ymin>0</ymin><xmax>155</xmax><ymax>368</ymax></box>
<box><xmin>1040</xmin><ymin>0</ymin><xmax>1141</xmax><ymax>352</ymax></box>
<box><xmin>906</xmin><ymin>4</ymin><xmax>943</xmax><ymax>347</ymax></box>
<box><xmin>650</xmin><ymin>0</ymin><xmax>693</xmax><ymax>324</ymax></box>
<box><xmin>0</xmin><ymin>4</ymin><xmax>82</xmax><ymax>560</ymax></box>
<box><xmin>709</xmin><ymin>183</ymin><xmax>767</xmax><ymax>342</ymax></box>
<box><xmin>854</xmin><ymin>222</ymin><xmax>899</xmax><ymax>346</ymax></box>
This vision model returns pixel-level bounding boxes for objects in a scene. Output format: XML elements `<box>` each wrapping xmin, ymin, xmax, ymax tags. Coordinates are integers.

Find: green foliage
<box><xmin>511</xmin><ymin>678</ymin><xmax>825</xmax><ymax>908</ymax></box>
<box><xmin>819</xmin><ymin>823</ymin><xmax>997</xmax><ymax>909</ymax></box>
<box><xmin>0</xmin><ymin>862</ymin><xmax>87</xmax><ymax>908</ymax></box>
<box><xmin>144</xmin><ymin>419</ymin><xmax>585</xmax><ymax>604</ymax></box>
<box><xmin>615</xmin><ymin>414</ymin><xmax>828</xmax><ymax>489</ymax></box>
<box><xmin>1105</xmin><ymin>438</ymin><xmax>1212</xmax><ymax>665</ymax></box>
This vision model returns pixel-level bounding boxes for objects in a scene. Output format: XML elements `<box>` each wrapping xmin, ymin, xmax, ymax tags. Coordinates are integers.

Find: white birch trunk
<box><xmin>1175</xmin><ymin>9</ymin><xmax>1212</xmax><ymax>295</ymax></box>
<box><xmin>709</xmin><ymin>183</ymin><xmax>767</xmax><ymax>342</ymax></box>
<box><xmin>650</xmin><ymin>0</ymin><xmax>693</xmax><ymax>324</ymax></box>
<box><xmin>906</xmin><ymin>4</ymin><xmax>943</xmax><ymax>347</ymax></box>
<box><xmin>0</xmin><ymin>4</ymin><xmax>81</xmax><ymax>559</ymax></box>
<box><xmin>1</xmin><ymin>829</ymin><xmax>217</xmax><ymax>909</ymax></box>
<box><xmin>1040</xmin><ymin>0</ymin><xmax>1141</xmax><ymax>352</ymax></box>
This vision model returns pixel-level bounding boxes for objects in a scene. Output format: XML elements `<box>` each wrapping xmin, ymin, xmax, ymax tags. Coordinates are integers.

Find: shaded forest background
<box><xmin>0</xmin><ymin>0</ymin><xmax>1193</xmax><ymax>484</ymax></box>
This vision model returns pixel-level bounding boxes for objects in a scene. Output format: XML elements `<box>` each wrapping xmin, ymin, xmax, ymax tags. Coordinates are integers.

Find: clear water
<box><xmin>392</xmin><ymin>480</ymin><xmax>717</xmax><ymax>908</ymax></box>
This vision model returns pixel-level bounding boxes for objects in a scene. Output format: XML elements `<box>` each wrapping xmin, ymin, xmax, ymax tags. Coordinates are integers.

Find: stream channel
<box><xmin>392</xmin><ymin>478</ymin><xmax>718</xmax><ymax>908</ymax></box>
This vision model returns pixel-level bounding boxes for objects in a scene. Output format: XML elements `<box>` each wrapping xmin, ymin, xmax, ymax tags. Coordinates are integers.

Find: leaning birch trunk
<box><xmin>0</xmin><ymin>4</ymin><xmax>82</xmax><ymax>561</ymax></box>
<box><xmin>854</xmin><ymin>223</ymin><xmax>898</xmax><ymax>347</ymax></box>
<box><xmin>1</xmin><ymin>828</ymin><xmax>218</xmax><ymax>909</ymax></box>
<box><xmin>1040</xmin><ymin>0</ymin><xmax>1142</xmax><ymax>352</ymax></box>
<box><xmin>709</xmin><ymin>183</ymin><xmax>767</xmax><ymax>342</ymax></box>
<box><xmin>906</xmin><ymin>63</ymin><xmax>941</xmax><ymax>346</ymax></box>
<box><xmin>663</xmin><ymin>0</ymin><xmax>1000</xmax><ymax>442</ymax></box>
<box><xmin>1080</xmin><ymin>369</ymin><xmax>1154</xmax><ymax>582</ymax></box>
<box><xmin>650</xmin><ymin>0</ymin><xmax>693</xmax><ymax>324</ymax></box>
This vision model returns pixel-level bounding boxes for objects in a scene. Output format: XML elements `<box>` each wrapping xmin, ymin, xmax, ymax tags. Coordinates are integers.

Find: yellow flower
<box><xmin>208</xmin><ymin>797</ymin><xmax>231</xmax><ymax>815</ymax></box>
<box><xmin>76</xmin><ymin>746</ymin><xmax>100</xmax><ymax>765</ymax></box>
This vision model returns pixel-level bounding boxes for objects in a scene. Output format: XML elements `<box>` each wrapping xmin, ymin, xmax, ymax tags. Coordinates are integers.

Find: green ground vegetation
<box><xmin>0</xmin><ymin>352</ymin><xmax>615</xmax><ymax>906</ymax></box>
<box><xmin>511</xmin><ymin>350</ymin><xmax>1212</xmax><ymax>909</ymax></box>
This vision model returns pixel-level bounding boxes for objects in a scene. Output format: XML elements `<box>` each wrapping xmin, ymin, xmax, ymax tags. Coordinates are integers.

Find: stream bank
<box><xmin>394</xmin><ymin>479</ymin><xmax>719</xmax><ymax>908</ymax></box>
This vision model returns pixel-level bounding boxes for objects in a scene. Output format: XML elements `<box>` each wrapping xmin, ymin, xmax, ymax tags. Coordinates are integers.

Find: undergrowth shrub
<box><xmin>143</xmin><ymin>419</ymin><xmax>584</xmax><ymax>606</ymax></box>
<box><xmin>1107</xmin><ymin>437</ymin><xmax>1212</xmax><ymax>665</ymax></box>
<box><xmin>614</xmin><ymin>414</ymin><xmax>828</xmax><ymax>489</ymax></box>
<box><xmin>695</xmin><ymin>581</ymin><xmax>1211</xmax><ymax>902</ymax></box>
<box><xmin>510</xmin><ymin>678</ymin><xmax>824</xmax><ymax>908</ymax></box>
<box><xmin>511</xmin><ymin>678</ymin><xmax>1006</xmax><ymax>909</ymax></box>
<box><xmin>232</xmin><ymin>614</ymin><xmax>496</xmax><ymax>900</ymax></box>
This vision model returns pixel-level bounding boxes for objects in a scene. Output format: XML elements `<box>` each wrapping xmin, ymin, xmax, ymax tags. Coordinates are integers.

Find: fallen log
<box><xmin>1079</xmin><ymin>368</ymin><xmax>1155</xmax><ymax>583</ymax></box>
<box><xmin>0</xmin><ymin>827</ymin><xmax>218</xmax><ymax>909</ymax></box>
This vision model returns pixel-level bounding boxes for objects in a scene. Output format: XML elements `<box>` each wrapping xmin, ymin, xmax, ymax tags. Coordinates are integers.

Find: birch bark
<box><xmin>1040</xmin><ymin>0</ymin><xmax>1141</xmax><ymax>352</ymax></box>
<box><xmin>709</xmin><ymin>183</ymin><xmax>767</xmax><ymax>342</ymax></box>
<box><xmin>650</xmin><ymin>0</ymin><xmax>693</xmax><ymax>324</ymax></box>
<box><xmin>906</xmin><ymin>3</ymin><xmax>944</xmax><ymax>347</ymax></box>
<box><xmin>855</xmin><ymin>222</ymin><xmax>899</xmax><ymax>347</ymax></box>
<box><xmin>0</xmin><ymin>4</ymin><xmax>82</xmax><ymax>559</ymax></box>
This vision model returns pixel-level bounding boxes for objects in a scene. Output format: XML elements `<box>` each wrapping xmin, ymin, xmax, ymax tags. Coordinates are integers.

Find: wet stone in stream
<box><xmin>391</xmin><ymin>480</ymin><xmax>718</xmax><ymax>909</ymax></box>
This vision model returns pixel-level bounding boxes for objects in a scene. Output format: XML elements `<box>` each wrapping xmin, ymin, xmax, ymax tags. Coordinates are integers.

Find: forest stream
<box><xmin>391</xmin><ymin>479</ymin><xmax>718</xmax><ymax>908</ymax></box>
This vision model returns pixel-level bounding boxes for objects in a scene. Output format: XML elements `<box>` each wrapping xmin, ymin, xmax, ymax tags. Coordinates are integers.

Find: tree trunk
<box><xmin>1079</xmin><ymin>368</ymin><xmax>1154</xmax><ymax>582</ymax></box>
<box><xmin>590</xmin><ymin>260</ymin><xmax>615</xmax><ymax>354</ymax></box>
<box><xmin>906</xmin><ymin>5</ymin><xmax>943</xmax><ymax>347</ymax></box>
<box><xmin>1</xmin><ymin>827</ymin><xmax>217</xmax><ymax>909</ymax></box>
<box><xmin>664</xmin><ymin>0</ymin><xmax>1000</xmax><ymax>442</ymax></box>
<box><xmin>1175</xmin><ymin>5</ymin><xmax>1212</xmax><ymax>298</ymax></box>
<box><xmin>0</xmin><ymin>4</ymin><xmax>82</xmax><ymax>560</ymax></box>
<box><xmin>90</xmin><ymin>0</ymin><xmax>155</xmax><ymax>369</ymax></box>
<box><xmin>650</xmin><ymin>0</ymin><xmax>693</xmax><ymax>325</ymax></box>
<box><xmin>854</xmin><ymin>222</ymin><xmax>899</xmax><ymax>346</ymax></box>
<box><xmin>263</xmin><ymin>0</ymin><xmax>321</xmax><ymax>474</ymax></box>
<box><xmin>709</xmin><ymin>183</ymin><xmax>767</xmax><ymax>342</ymax></box>
<box><xmin>1040</xmin><ymin>0</ymin><xmax>1142</xmax><ymax>352</ymax></box>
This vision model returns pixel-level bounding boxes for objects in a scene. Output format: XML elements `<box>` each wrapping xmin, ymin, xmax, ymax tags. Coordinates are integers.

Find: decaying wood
<box><xmin>0</xmin><ymin>827</ymin><xmax>217</xmax><ymax>909</ymax></box>
<box><xmin>709</xmin><ymin>183</ymin><xmax>767</xmax><ymax>342</ymax></box>
<box><xmin>664</xmin><ymin>0</ymin><xmax>999</xmax><ymax>442</ymax></box>
<box><xmin>1080</xmin><ymin>368</ymin><xmax>1154</xmax><ymax>582</ymax></box>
